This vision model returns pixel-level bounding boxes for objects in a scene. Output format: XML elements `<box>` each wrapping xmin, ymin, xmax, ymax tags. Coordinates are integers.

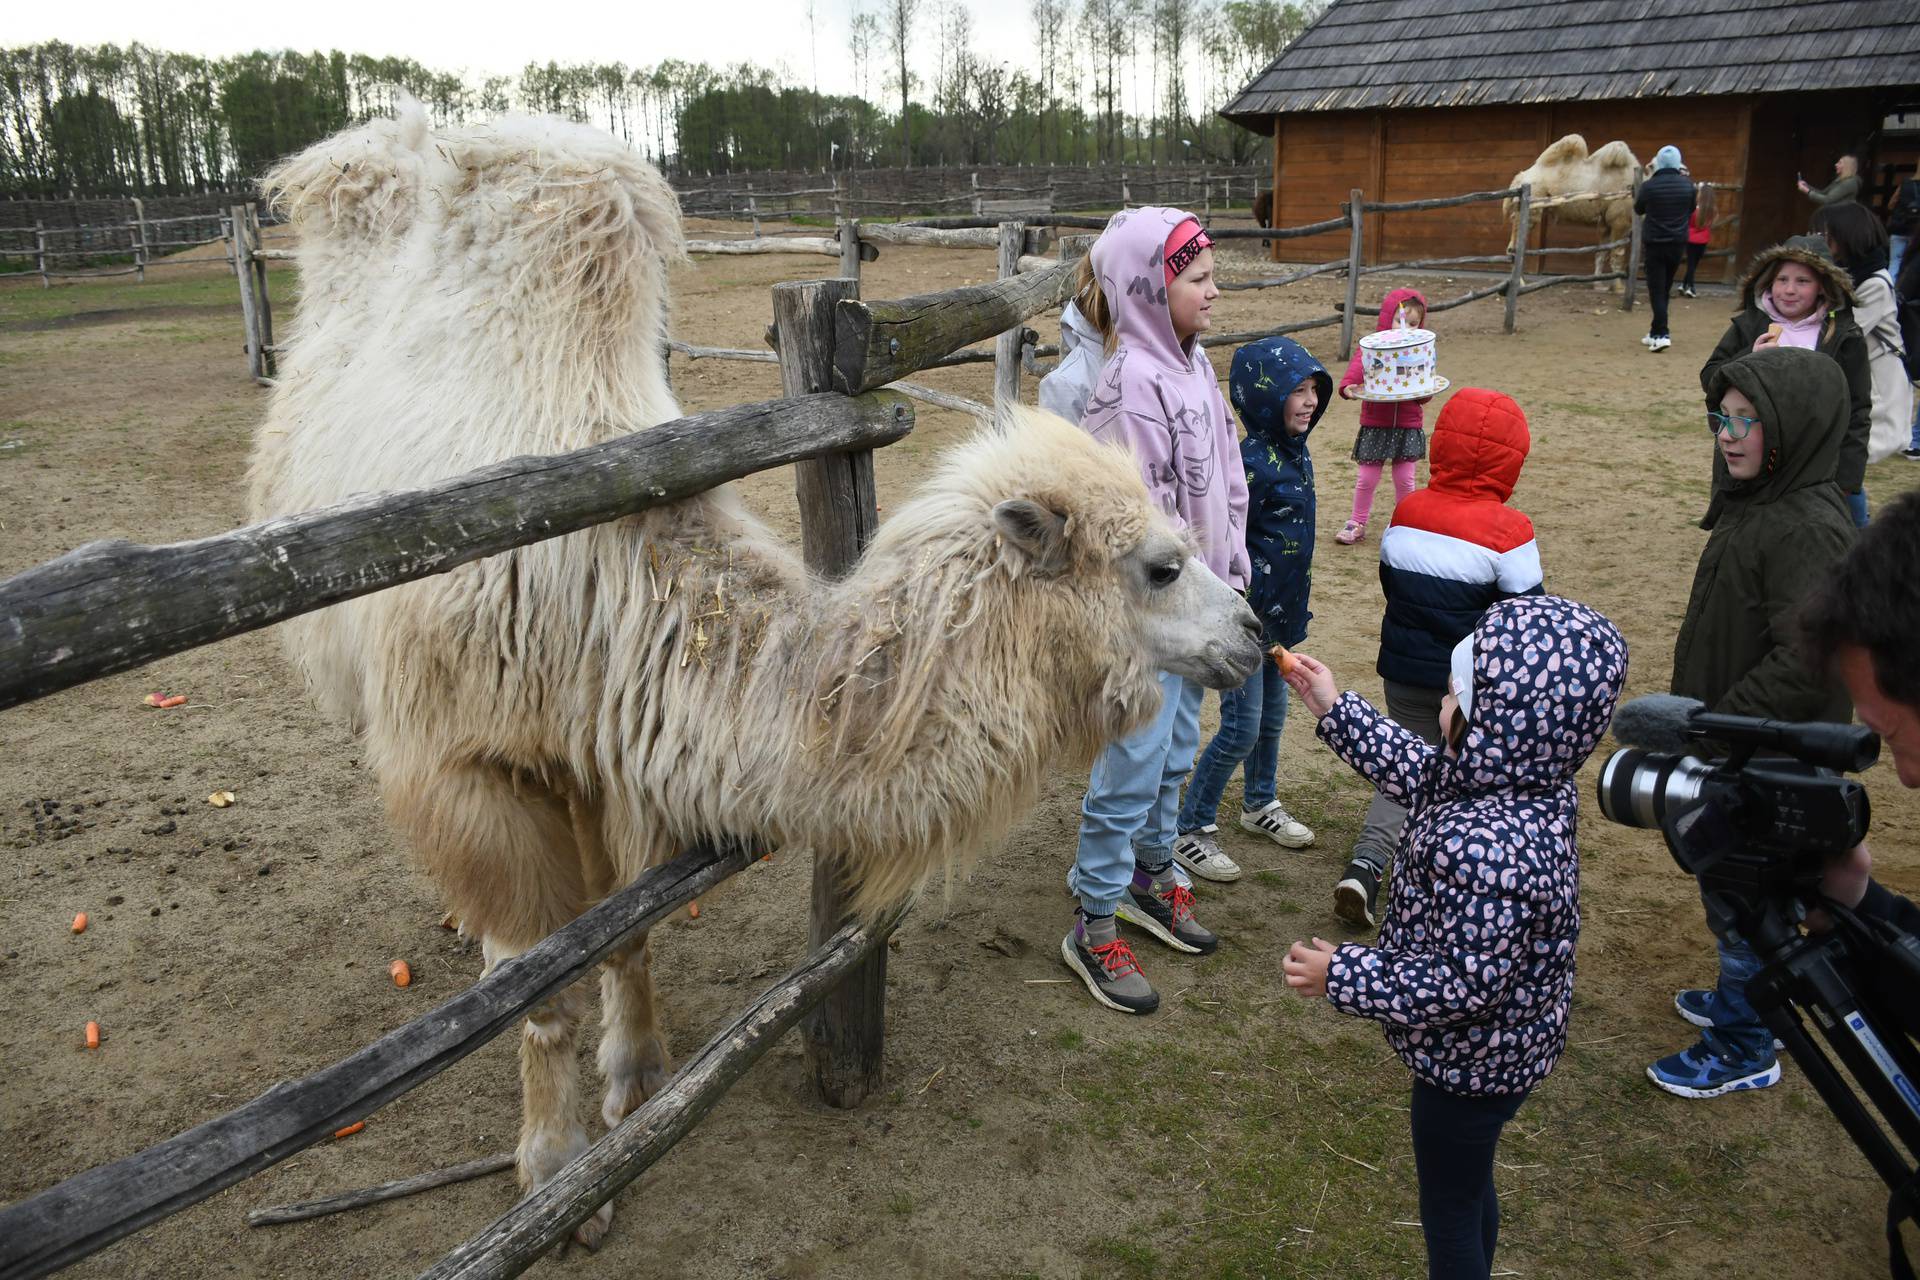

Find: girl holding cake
<box><xmin>1334</xmin><ymin>288</ymin><xmax>1434</xmax><ymax>545</ymax></box>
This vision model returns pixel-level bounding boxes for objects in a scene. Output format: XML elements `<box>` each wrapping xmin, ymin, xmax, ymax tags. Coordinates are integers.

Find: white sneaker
<box><xmin>1172</xmin><ymin>826</ymin><xmax>1242</xmax><ymax>883</ymax></box>
<box><xmin>1640</xmin><ymin>334</ymin><xmax>1657</xmax><ymax>348</ymax></box>
<box><xmin>1650</xmin><ymin>335</ymin><xmax>1672</xmax><ymax>352</ymax></box>
<box><xmin>1240</xmin><ymin>801</ymin><xmax>1315</xmax><ymax>849</ymax></box>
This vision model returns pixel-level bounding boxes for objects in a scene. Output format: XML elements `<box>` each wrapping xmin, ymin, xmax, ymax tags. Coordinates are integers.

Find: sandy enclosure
<box><xmin>2</xmin><ymin>219</ymin><xmax>1917</xmax><ymax>1279</ymax></box>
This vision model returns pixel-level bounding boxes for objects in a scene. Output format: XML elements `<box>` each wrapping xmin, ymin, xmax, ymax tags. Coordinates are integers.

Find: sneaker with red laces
<box><xmin>1117</xmin><ymin>872</ymin><xmax>1220</xmax><ymax>955</ymax></box>
<box><xmin>1062</xmin><ymin>917</ymin><xmax>1160</xmax><ymax>1014</ymax></box>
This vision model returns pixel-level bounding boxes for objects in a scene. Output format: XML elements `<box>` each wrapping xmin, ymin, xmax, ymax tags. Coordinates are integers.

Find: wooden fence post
<box><xmin>748</xmin><ymin>183</ymin><xmax>761</xmax><ymax>237</ymax></box>
<box><xmin>1621</xmin><ymin>173</ymin><xmax>1643</xmax><ymax>314</ymax></box>
<box><xmin>774</xmin><ymin>277</ymin><xmax>888</xmax><ymax>1109</ymax></box>
<box><xmin>1339</xmin><ymin>188</ymin><xmax>1364</xmax><ymax>360</ymax></box>
<box><xmin>994</xmin><ymin>221</ymin><xmax>1025</xmax><ymax>409</ymax></box>
<box><xmin>971</xmin><ymin>172</ymin><xmax>981</xmax><ymax>217</ymax></box>
<box><xmin>34</xmin><ymin>220</ymin><xmax>48</xmax><ymax>289</ymax></box>
<box><xmin>1503</xmin><ymin>183</ymin><xmax>1531</xmax><ymax>335</ymax></box>
<box><xmin>229</xmin><ymin>204</ymin><xmax>264</xmax><ymax>381</ymax></box>
<box><xmin>131</xmin><ymin>197</ymin><xmax>148</xmax><ymax>284</ymax></box>
<box><xmin>248</xmin><ymin>205</ymin><xmax>276</xmax><ymax>377</ymax></box>
<box><xmin>838</xmin><ymin>218</ymin><xmax>862</xmax><ymax>281</ymax></box>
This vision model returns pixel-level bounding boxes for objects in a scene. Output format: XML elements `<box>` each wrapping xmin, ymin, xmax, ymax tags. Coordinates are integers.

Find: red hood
<box><xmin>1428</xmin><ymin>388</ymin><xmax>1529</xmax><ymax>501</ymax></box>
<box><xmin>1377</xmin><ymin>287</ymin><xmax>1427</xmax><ymax>330</ymax></box>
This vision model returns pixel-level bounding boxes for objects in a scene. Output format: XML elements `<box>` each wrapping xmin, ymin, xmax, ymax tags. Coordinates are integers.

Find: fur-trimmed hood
<box><xmin>1735</xmin><ymin>242</ymin><xmax>1857</xmax><ymax>315</ymax></box>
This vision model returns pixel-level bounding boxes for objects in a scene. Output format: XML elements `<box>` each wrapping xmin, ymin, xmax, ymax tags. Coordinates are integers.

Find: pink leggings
<box><xmin>1351</xmin><ymin>460</ymin><xmax>1418</xmax><ymax>526</ymax></box>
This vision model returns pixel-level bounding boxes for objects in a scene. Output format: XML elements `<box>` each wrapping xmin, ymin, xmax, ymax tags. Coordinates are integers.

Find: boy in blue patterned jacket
<box><xmin>1281</xmin><ymin>595</ymin><xmax>1627</xmax><ymax>1280</ymax></box>
<box><xmin>1172</xmin><ymin>336</ymin><xmax>1330</xmax><ymax>882</ymax></box>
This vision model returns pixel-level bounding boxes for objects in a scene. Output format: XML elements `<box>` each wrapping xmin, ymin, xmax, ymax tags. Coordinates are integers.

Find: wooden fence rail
<box><xmin>833</xmin><ymin>259</ymin><xmax>1076</xmax><ymax>394</ymax></box>
<box><xmin>0</xmin><ymin>840</ymin><xmax>754</xmax><ymax>1280</ymax></box>
<box><xmin>0</xmin><ymin>391</ymin><xmax>911</xmax><ymax>711</ymax></box>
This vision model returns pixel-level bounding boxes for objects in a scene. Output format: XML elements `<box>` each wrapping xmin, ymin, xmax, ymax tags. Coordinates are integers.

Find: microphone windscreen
<box><xmin>1611</xmin><ymin>694</ymin><xmax>1707</xmax><ymax>754</ymax></box>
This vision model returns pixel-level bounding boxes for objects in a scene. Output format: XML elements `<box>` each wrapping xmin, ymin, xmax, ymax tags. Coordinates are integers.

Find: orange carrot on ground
<box><xmin>687</xmin><ymin>900</ymin><xmax>701</xmax><ymax>919</ymax></box>
<box><xmin>156</xmin><ymin>695</ymin><xmax>187</xmax><ymax>709</ymax></box>
<box><xmin>333</xmin><ymin>1121</ymin><xmax>365</xmax><ymax>1139</ymax></box>
<box><xmin>388</xmin><ymin>960</ymin><xmax>411</xmax><ymax>989</ymax></box>
<box><xmin>84</xmin><ymin>1021</ymin><xmax>101</xmax><ymax>1050</ymax></box>
<box><xmin>71</xmin><ymin>912</ymin><xmax>88</xmax><ymax>934</ymax></box>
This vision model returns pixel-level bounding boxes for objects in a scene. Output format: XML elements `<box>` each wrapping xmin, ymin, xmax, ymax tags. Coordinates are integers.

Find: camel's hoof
<box><xmin>571</xmin><ymin>1201</ymin><xmax>614</xmax><ymax>1252</ymax></box>
<box><xmin>601</xmin><ymin>1060</ymin><xmax>673</xmax><ymax>1129</ymax></box>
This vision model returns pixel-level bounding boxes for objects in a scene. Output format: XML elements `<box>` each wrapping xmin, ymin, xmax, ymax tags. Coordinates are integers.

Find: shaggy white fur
<box><xmin>248</xmin><ymin>103</ymin><xmax>1259</xmax><ymax>1245</ymax></box>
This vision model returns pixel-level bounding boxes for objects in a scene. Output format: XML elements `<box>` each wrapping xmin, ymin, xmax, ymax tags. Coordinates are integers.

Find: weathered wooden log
<box><xmin>665</xmin><ymin>340</ymin><xmax>778</xmax><ymax>363</ymax></box>
<box><xmin>0</xmin><ymin>842</ymin><xmax>754</xmax><ymax>1280</ymax></box>
<box><xmin>1197</xmin><ymin>313</ymin><xmax>1345</xmax><ymax>349</ymax></box>
<box><xmin>1015</xmin><ymin>253</ymin><xmax>1056</xmax><ymax>274</ymax></box>
<box><xmin>857</xmin><ymin>223</ymin><xmax>998</xmax><ymax>249</ymax></box>
<box><xmin>899</xmin><ymin>213</ymin><xmax>1109</xmax><ymax>231</ymax></box>
<box><xmin>1504</xmin><ymin>183</ymin><xmax>1532</xmax><ymax>335</ymax></box>
<box><xmin>1517</xmin><ymin>271</ymin><xmax>1626</xmax><ymax>295</ymax></box>
<box><xmin>1358</xmin><ymin>251</ymin><xmax>1514</xmax><ymax>276</ymax></box>
<box><xmin>1206</xmin><ymin>218</ymin><xmax>1346</xmax><ymax>240</ymax></box>
<box><xmin>834</xmin><ymin>259</ymin><xmax>1075</xmax><ymax>395</ymax></box>
<box><xmin>248</xmin><ymin>1153</ymin><xmax>516</xmax><ymax>1227</ymax></box>
<box><xmin>251</xmin><ymin>248</ymin><xmax>297</xmax><ymax>261</ymax></box>
<box><xmin>894</xmin><ymin>380</ymin><xmax>992</xmax><ymax>418</ymax></box>
<box><xmin>774</xmin><ymin>278</ymin><xmax>890</xmax><ymax>1111</ymax></box>
<box><xmin>995</xmin><ymin>222</ymin><xmax>1026</xmax><ymax>408</ymax></box>
<box><xmin>1340</xmin><ymin>189</ymin><xmax>1365</xmax><ymax>360</ymax></box>
<box><xmin>685</xmin><ymin>236</ymin><xmax>863</xmax><ymax>259</ymax></box>
<box><xmin>1217</xmin><ymin>259</ymin><xmax>1349</xmax><ymax>292</ymax></box>
<box><xmin>0</xmin><ymin>392</ymin><xmax>912</xmax><ymax>711</ymax></box>
<box><xmin>1424</xmin><ymin>280</ymin><xmax>1512</xmax><ymax>315</ymax></box>
<box><xmin>419</xmin><ymin>916</ymin><xmax>898</xmax><ymax>1280</ymax></box>
<box><xmin>1359</xmin><ymin>187</ymin><xmax>1522</xmax><ymax>214</ymax></box>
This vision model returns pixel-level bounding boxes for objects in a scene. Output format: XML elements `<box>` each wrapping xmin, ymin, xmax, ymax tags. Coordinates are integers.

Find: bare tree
<box><xmin>884</xmin><ymin>0</ymin><xmax>923</xmax><ymax>165</ymax></box>
<box><xmin>1029</xmin><ymin>0</ymin><xmax>1067</xmax><ymax>163</ymax></box>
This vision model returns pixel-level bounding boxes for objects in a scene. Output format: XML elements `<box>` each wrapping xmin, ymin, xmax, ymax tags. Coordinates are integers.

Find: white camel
<box><xmin>1504</xmin><ymin>134</ymin><xmax>1641</xmax><ymax>292</ymax></box>
<box><xmin>248</xmin><ymin>106</ymin><xmax>1261</xmax><ymax>1248</ymax></box>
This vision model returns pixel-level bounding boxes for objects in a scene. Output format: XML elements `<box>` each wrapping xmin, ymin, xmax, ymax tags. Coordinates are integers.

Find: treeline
<box><xmin>1</xmin><ymin>1</ymin><xmax>1318</xmax><ymax>197</ymax></box>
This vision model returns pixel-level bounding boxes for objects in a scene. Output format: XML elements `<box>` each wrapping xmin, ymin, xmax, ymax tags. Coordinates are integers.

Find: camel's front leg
<box><xmin>599</xmin><ymin>934</ymin><xmax>673</xmax><ymax>1127</ymax></box>
<box><xmin>507</xmin><ymin>966</ymin><xmax>616</xmax><ymax>1250</ymax></box>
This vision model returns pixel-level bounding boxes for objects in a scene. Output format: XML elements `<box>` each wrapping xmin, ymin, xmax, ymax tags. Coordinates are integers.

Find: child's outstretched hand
<box><xmin>1283</xmin><ymin>937</ymin><xmax>1337</xmax><ymax>999</ymax></box>
<box><xmin>1281</xmin><ymin>651</ymin><xmax>1338</xmax><ymax>719</ymax></box>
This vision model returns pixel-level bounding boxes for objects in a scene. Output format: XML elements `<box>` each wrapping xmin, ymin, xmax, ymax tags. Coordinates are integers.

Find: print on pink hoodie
<box><xmin>1080</xmin><ymin>206</ymin><xmax>1250</xmax><ymax>589</ymax></box>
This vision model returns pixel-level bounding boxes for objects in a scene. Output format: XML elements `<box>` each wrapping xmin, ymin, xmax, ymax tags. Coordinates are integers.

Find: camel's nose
<box><xmin>1236</xmin><ymin>602</ymin><xmax>1261</xmax><ymax>642</ymax></box>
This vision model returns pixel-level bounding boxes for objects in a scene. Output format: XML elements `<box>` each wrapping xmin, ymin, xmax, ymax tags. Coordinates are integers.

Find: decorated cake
<box><xmin>1357</xmin><ymin>327</ymin><xmax>1446</xmax><ymax>401</ymax></box>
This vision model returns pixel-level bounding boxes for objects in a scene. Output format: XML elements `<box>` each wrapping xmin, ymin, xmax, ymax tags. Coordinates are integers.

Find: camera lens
<box><xmin>1598</xmin><ymin>749</ymin><xmax>1712</xmax><ymax>830</ymax></box>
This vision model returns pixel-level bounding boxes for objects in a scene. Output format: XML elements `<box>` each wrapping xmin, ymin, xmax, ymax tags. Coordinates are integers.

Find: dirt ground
<box><xmin>3</xmin><ymin>218</ymin><xmax>1917</xmax><ymax>1279</ymax></box>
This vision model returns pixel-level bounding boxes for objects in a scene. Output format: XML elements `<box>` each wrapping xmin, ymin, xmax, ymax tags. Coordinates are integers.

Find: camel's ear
<box><xmin>992</xmin><ymin>498</ymin><xmax>1071</xmax><ymax>576</ymax></box>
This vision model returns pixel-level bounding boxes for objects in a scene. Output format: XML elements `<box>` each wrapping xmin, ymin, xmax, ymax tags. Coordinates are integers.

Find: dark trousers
<box><xmin>1682</xmin><ymin>241</ymin><xmax>1707</xmax><ymax>290</ymax></box>
<box><xmin>1645</xmin><ymin>242</ymin><xmax>1683</xmax><ymax>337</ymax></box>
<box><xmin>1411</xmin><ymin>1080</ymin><xmax>1529</xmax><ymax>1280</ymax></box>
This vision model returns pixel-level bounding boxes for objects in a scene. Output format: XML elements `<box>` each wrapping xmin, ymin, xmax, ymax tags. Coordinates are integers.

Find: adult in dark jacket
<box><xmin>1698</xmin><ymin>239</ymin><xmax>1870</xmax><ymax>529</ymax></box>
<box><xmin>1175</xmin><ymin>336</ymin><xmax>1331</xmax><ymax>881</ymax></box>
<box><xmin>1634</xmin><ymin>146</ymin><xmax>1697</xmax><ymax>351</ymax></box>
<box><xmin>1334</xmin><ymin>388</ymin><xmax>1543</xmax><ymax>929</ymax></box>
<box><xmin>1652</xmin><ymin>347</ymin><xmax>1856</xmax><ymax>1101</ymax></box>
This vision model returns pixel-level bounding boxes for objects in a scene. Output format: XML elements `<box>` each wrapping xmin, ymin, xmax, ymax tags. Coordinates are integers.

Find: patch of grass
<box><xmin>886</xmin><ymin>1191</ymin><xmax>915</xmax><ymax>1217</ymax></box>
<box><xmin>1055</xmin><ymin>1028</ymin><xmax>1085</xmax><ymax>1051</ymax></box>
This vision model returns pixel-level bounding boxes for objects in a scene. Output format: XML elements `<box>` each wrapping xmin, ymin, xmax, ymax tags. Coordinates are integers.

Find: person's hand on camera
<box><xmin>1282</xmin><ymin>651</ymin><xmax>1338</xmax><ymax>719</ymax></box>
<box><xmin>1807</xmin><ymin>842</ymin><xmax>1873</xmax><ymax>933</ymax></box>
<box><xmin>1282</xmin><ymin>937</ymin><xmax>1336</xmax><ymax>998</ymax></box>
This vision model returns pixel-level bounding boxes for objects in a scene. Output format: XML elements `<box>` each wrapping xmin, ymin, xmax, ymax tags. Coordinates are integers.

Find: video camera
<box><xmin>1600</xmin><ymin>696</ymin><xmax>1920</xmax><ymax>1278</ymax></box>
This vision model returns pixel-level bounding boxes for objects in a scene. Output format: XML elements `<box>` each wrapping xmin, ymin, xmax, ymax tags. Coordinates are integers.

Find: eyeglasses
<box><xmin>1707</xmin><ymin>410</ymin><xmax>1761</xmax><ymax>440</ymax></box>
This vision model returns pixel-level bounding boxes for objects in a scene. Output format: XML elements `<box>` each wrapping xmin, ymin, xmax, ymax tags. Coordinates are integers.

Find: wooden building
<box><xmin>1221</xmin><ymin>0</ymin><xmax>1920</xmax><ymax>275</ymax></box>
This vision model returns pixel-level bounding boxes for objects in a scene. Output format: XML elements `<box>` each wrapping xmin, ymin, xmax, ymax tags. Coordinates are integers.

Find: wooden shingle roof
<box><xmin>1221</xmin><ymin>0</ymin><xmax>1920</xmax><ymax>123</ymax></box>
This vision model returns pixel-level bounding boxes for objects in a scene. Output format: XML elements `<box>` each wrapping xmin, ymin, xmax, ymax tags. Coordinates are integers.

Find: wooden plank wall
<box><xmin>1264</xmin><ymin>95</ymin><xmax>1888</xmax><ymax>275</ymax></box>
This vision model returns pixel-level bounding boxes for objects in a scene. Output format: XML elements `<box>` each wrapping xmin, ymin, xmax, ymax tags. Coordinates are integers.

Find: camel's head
<box><xmin>859</xmin><ymin>407</ymin><xmax>1262</xmax><ymax>754</ymax></box>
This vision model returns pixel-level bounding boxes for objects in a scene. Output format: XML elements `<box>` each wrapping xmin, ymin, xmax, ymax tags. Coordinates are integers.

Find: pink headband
<box><xmin>1164</xmin><ymin>219</ymin><xmax>1213</xmax><ymax>284</ymax></box>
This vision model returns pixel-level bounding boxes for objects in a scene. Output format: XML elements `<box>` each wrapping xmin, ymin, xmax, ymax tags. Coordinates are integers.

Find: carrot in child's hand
<box><xmin>71</xmin><ymin>912</ymin><xmax>88</xmax><ymax>934</ymax></box>
<box><xmin>84</xmin><ymin>1021</ymin><xmax>101</xmax><ymax>1050</ymax></box>
<box><xmin>1269</xmin><ymin>644</ymin><xmax>1300</xmax><ymax>676</ymax></box>
<box><xmin>388</xmin><ymin>959</ymin><xmax>411</xmax><ymax>988</ymax></box>
<box><xmin>333</xmin><ymin>1121</ymin><xmax>365</xmax><ymax>1139</ymax></box>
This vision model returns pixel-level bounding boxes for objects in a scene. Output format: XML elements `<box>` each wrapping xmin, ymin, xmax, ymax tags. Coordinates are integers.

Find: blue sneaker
<box><xmin>1647</xmin><ymin>1036</ymin><xmax>1781</xmax><ymax>1099</ymax></box>
<box><xmin>1674</xmin><ymin>989</ymin><xmax>1784</xmax><ymax>1050</ymax></box>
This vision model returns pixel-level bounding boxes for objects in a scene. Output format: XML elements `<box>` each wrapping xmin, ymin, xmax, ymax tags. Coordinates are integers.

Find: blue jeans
<box><xmin>1848</xmin><ymin>488</ymin><xmax>1870</xmax><ymax>528</ymax></box>
<box><xmin>1702</xmin><ymin>931</ymin><xmax>1776</xmax><ymax>1061</ymax></box>
<box><xmin>1411</xmin><ymin>1080</ymin><xmax>1529</xmax><ymax>1280</ymax></box>
<box><xmin>1070</xmin><ymin>672</ymin><xmax>1204</xmax><ymax>915</ymax></box>
<box><xmin>1911</xmin><ymin>382</ymin><xmax>1920</xmax><ymax>453</ymax></box>
<box><xmin>1892</xmin><ymin>234</ymin><xmax>1911</xmax><ymax>284</ymax></box>
<box><xmin>1176</xmin><ymin>662</ymin><xmax>1289</xmax><ymax>832</ymax></box>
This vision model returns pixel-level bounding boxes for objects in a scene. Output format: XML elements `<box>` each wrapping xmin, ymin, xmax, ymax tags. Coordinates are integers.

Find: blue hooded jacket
<box><xmin>1230</xmin><ymin>336</ymin><xmax>1332</xmax><ymax>646</ymax></box>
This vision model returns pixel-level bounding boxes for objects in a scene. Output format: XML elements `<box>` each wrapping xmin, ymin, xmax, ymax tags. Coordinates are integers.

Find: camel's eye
<box><xmin>1148</xmin><ymin>560</ymin><xmax>1182</xmax><ymax>589</ymax></box>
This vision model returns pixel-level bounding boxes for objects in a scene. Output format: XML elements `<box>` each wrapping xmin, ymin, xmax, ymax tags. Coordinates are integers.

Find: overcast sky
<box><xmin>16</xmin><ymin>0</ymin><xmax>1055</xmax><ymax>99</ymax></box>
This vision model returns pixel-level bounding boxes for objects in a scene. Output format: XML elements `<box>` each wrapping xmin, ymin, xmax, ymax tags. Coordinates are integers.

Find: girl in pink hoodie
<box><xmin>1062</xmin><ymin>206</ymin><xmax>1251</xmax><ymax>1016</ymax></box>
<box><xmin>1334</xmin><ymin>288</ymin><xmax>1432</xmax><ymax>545</ymax></box>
